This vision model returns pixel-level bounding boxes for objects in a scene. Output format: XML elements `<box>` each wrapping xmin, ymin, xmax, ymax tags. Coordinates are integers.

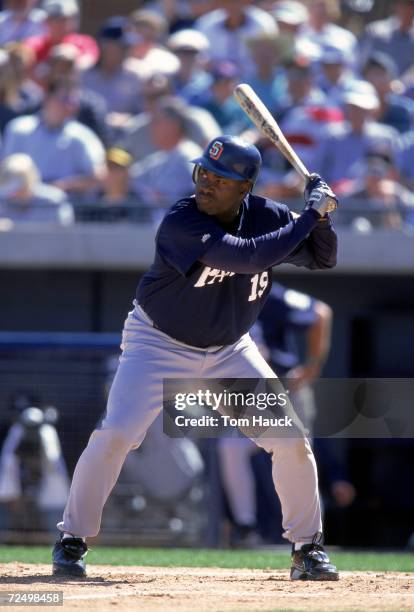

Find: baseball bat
<box><xmin>233</xmin><ymin>83</ymin><xmax>337</xmax><ymax>212</ymax></box>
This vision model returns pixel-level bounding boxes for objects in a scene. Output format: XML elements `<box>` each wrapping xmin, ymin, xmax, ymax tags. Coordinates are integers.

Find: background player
<box><xmin>52</xmin><ymin>135</ymin><xmax>339</xmax><ymax>581</ymax></box>
<box><xmin>218</xmin><ymin>284</ymin><xmax>333</xmax><ymax>546</ymax></box>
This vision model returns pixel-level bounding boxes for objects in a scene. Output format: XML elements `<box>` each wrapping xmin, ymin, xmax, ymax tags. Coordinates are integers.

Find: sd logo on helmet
<box><xmin>192</xmin><ymin>135</ymin><xmax>262</xmax><ymax>187</ymax></box>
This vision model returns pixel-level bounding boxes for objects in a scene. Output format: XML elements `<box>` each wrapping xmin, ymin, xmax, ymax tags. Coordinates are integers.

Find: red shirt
<box><xmin>24</xmin><ymin>33</ymin><xmax>99</xmax><ymax>69</ymax></box>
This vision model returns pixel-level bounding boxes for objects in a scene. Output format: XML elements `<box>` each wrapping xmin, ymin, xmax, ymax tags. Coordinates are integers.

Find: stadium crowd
<box><xmin>0</xmin><ymin>0</ymin><xmax>412</xmax><ymax>227</ymax></box>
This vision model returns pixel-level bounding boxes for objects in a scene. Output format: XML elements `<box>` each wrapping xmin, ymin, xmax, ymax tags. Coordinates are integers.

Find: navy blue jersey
<box><xmin>257</xmin><ymin>283</ymin><xmax>318</xmax><ymax>375</ymax></box>
<box><xmin>137</xmin><ymin>194</ymin><xmax>336</xmax><ymax>348</ymax></box>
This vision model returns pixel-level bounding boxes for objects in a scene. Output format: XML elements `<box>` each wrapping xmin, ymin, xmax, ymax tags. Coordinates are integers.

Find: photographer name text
<box><xmin>175</xmin><ymin>414</ymin><xmax>293</xmax><ymax>428</ymax></box>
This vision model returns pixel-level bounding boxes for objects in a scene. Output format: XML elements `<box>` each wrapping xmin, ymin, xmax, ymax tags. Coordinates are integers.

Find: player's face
<box><xmin>195</xmin><ymin>166</ymin><xmax>250</xmax><ymax>222</ymax></box>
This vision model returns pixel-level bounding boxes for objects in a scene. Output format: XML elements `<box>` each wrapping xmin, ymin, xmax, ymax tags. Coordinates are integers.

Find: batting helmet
<box><xmin>191</xmin><ymin>136</ymin><xmax>262</xmax><ymax>184</ymax></box>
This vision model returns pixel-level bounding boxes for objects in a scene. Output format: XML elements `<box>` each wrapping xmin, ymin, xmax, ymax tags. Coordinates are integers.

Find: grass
<box><xmin>0</xmin><ymin>546</ymin><xmax>413</xmax><ymax>572</ymax></box>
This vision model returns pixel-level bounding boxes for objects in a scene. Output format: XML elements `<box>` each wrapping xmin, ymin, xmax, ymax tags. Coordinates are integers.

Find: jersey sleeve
<box><xmin>156</xmin><ymin>202</ymin><xmax>225</xmax><ymax>275</ymax></box>
<box><xmin>200</xmin><ymin>209</ymin><xmax>323</xmax><ymax>274</ymax></box>
<box><xmin>283</xmin><ymin>215</ymin><xmax>337</xmax><ymax>270</ymax></box>
<box><xmin>157</xmin><ymin>198</ymin><xmax>337</xmax><ymax>276</ymax></box>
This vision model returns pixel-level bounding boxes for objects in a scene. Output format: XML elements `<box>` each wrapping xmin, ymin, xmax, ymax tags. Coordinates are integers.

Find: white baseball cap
<box><xmin>342</xmin><ymin>81</ymin><xmax>380</xmax><ymax>110</ymax></box>
<box><xmin>43</xmin><ymin>0</ymin><xmax>79</xmax><ymax>18</ymax></box>
<box><xmin>272</xmin><ymin>1</ymin><xmax>309</xmax><ymax>26</ymax></box>
<box><xmin>320</xmin><ymin>45</ymin><xmax>349</xmax><ymax>65</ymax></box>
<box><xmin>0</xmin><ymin>154</ymin><xmax>40</xmax><ymax>198</ymax></box>
<box><xmin>167</xmin><ymin>29</ymin><xmax>209</xmax><ymax>53</ymax></box>
<box><xmin>49</xmin><ymin>43</ymin><xmax>80</xmax><ymax>63</ymax></box>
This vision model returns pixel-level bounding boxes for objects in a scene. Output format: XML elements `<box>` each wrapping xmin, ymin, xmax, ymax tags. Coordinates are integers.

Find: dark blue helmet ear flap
<box><xmin>191</xmin><ymin>136</ymin><xmax>262</xmax><ymax>186</ymax></box>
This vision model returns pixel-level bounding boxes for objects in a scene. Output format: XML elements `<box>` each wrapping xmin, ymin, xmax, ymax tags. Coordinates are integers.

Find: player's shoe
<box><xmin>52</xmin><ymin>534</ymin><xmax>88</xmax><ymax>577</ymax></box>
<box><xmin>290</xmin><ymin>533</ymin><xmax>339</xmax><ymax>581</ymax></box>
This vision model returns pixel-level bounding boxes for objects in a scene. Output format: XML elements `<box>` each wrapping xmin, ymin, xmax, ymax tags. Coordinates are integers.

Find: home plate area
<box><xmin>1</xmin><ymin>564</ymin><xmax>413</xmax><ymax>611</ymax></box>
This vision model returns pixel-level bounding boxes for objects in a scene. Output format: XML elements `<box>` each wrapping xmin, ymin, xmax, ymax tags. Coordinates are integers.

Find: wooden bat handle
<box><xmin>234</xmin><ymin>84</ymin><xmax>309</xmax><ymax>180</ymax></box>
<box><xmin>233</xmin><ymin>83</ymin><xmax>337</xmax><ymax>213</ymax></box>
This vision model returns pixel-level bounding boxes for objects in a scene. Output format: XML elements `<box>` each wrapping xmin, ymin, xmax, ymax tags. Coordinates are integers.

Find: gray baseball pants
<box><xmin>58</xmin><ymin>302</ymin><xmax>322</xmax><ymax>542</ymax></box>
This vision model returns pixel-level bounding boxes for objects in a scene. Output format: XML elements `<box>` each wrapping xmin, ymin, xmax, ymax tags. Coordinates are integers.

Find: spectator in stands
<box><xmin>195</xmin><ymin>0</ymin><xmax>277</xmax><ymax>78</ymax></box>
<box><xmin>296</xmin><ymin>0</ymin><xmax>357</xmax><ymax>64</ymax></box>
<box><xmin>30</xmin><ymin>41</ymin><xmax>78</xmax><ymax>94</ymax></box>
<box><xmin>166</xmin><ymin>28</ymin><xmax>211</xmax><ymax>103</ymax></box>
<box><xmin>24</xmin><ymin>0</ymin><xmax>99</xmax><ymax>75</ymax></box>
<box><xmin>2</xmin><ymin>79</ymin><xmax>106</xmax><ymax>196</ymax></box>
<box><xmin>396</xmin><ymin>130</ymin><xmax>414</xmax><ymax>191</ymax></box>
<box><xmin>0</xmin><ymin>0</ymin><xmax>46</xmax><ymax>46</ymax></box>
<box><xmin>254</xmin><ymin>56</ymin><xmax>331</xmax><ymax>197</ymax></box>
<box><xmin>315</xmin><ymin>82</ymin><xmax>399</xmax><ymax>189</ymax></box>
<box><xmin>129</xmin><ymin>97</ymin><xmax>202</xmax><ymax>214</ymax></box>
<box><xmin>81</xmin><ymin>16</ymin><xmax>143</xmax><ymax>128</ymax></box>
<box><xmin>362</xmin><ymin>51</ymin><xmax>414</xmax><ymax>134</ymax></box>
<box><xmin>44</xmin><ymin>44</ymin><xmax>109</xmax><ymax>145</ymax></box>
<box><xmin>359</xmin><ymin>0</ymin><xmax>414</xmax><ymax>78</ymax></box>
<box><xmin>0</xmin><ymin>46</ymin><xmax>42</xmax><ymax>134</ymax></box>
<box><xmin>191</xmin><ymin>60</ymin><xmax>248</xmax><ymax>133</ymax></box>
<box><xmin>118</xmin><ymin>91</ymin><xmax>220</xmax><ymax>164</ymax></box>
<box><xmin>271</xmin><ymin>1</ymin><xmax>317</xmax><ymax>63</ymax></box>
<box><xmin>258</xmin><ymin>103</ymin><xmax>344</xmax><ymax>201</ymax></box>
<box><xmin>317</xmin><ymin>45</ymin><xmax>360</xmax><ymax>107</ymax></box>
<box><xmin>401</xmin><ymin>64</ymin><xmax>414</xmax><ymax>101</ymax></box>
<box><xmin>141</xmin><ymin>71</ymin><xmax>174</xmax><ymax>113</ymax></box>
<box><xmin>339</xmin><ymin>154</ymin><xmax>412</xmax><ymax>229</ymax></box>
<box><xmin>245</xmin><ymin>32</ymin><xmax>288</xmax><ymax>112</ymax></box>
<box><xmin>6</xmin><ymin>41</ymin><xmax>43</xmax><ymax>98</ymax></box>
<box><xmin>101</xmin><ymin>147</ymin><xmax>136</xmax><ymax>208</ymax></box>
<box><xmin>272</xmin><ymin>0</ymin><xmax>309</xmax><ymax>36</ymax></box>
<box><xmin>0</xmin><ymin>153</ymin><xmax>73</xmax><ymax>225</ymax></box>
<box><xmin>145</xmin><ymin>0</ymin><xmax>215</xmax><ymax>32</ymax></box>
<box><xmin>275</xmin><ymin>56</ymin><xmax>326</xmax><ymax>122</ymax></box>
<box><xmin>125</xmin><ymin>9</ymin><xmax>180</xmax><ymax>80</ymax></box>
<box><xmin>44</xmin><ymin>42</ymin><xmax>78</xmax><ymax>82</ymax></box>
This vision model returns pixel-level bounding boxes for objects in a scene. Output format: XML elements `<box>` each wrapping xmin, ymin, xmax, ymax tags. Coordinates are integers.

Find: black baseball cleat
<box><xmin>52</xmin><ymin>534</ymin><xmax>88</xmax><ymax>577</ymax></box>
<box><xmin>290</xmin><ymin>533</ymin><xmax>339</xmax><ymax>581</ymax></box>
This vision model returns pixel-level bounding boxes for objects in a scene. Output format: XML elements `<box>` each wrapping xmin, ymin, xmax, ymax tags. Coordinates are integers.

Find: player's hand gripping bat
<box><xmin>233</xmin><ymin>83</ymin><xmax>338</xmax><ymax>214</ymax></box>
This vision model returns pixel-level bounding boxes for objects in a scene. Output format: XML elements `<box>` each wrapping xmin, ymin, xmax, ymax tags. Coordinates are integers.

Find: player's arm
<box><xmin>200</xmin><ymin>208</ymin><xmax>332</xmax><ymax>274</ymax></box>
<box><xmin>158</xmin><ymin>202</ymin><xmax>325</xmax><ymax>275</ymax></box>
<box><xmin>157</xmin><ymin>186</ymin><xmax>337</xmax><ymax>276</ymax></box>
<box><xmin>288</xmin><ymin>300</ymin><xmax>333</xmax><ymax>388</ymax></box>
<box><xmin>201</xmin><ymin>175</ymin><xmax>337</xmax><ymax>273</ymax></box>
<box><xmin>305</xmin><ymin>300</ymin><xmax>333</xmax><ymax>377</ymax></box>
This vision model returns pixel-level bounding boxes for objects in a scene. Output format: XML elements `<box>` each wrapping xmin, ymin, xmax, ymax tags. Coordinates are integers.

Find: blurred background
<box><xmin>0</xmin><ymin>0</ymin><xmax>413</xmax><ymax>551</ymax></box>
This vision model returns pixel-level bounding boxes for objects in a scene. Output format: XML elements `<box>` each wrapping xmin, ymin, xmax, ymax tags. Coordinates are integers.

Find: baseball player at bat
<box><xmin>52</xmin><ymin>135</ymin><xmax>339</xmax><ymax>581</ymax></box>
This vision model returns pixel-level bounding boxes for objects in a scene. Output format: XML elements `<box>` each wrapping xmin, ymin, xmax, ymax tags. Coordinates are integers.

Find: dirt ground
<box><xmin>0</xmin><ymin>564</ymin><xmax>413</xmax><ymax>611</ymax></box>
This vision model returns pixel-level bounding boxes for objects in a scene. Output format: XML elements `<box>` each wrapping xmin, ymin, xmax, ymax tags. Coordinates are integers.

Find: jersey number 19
<box><xmin>248</xmin><ymin>272</ymin><xmax>269</xmax><ymax>302</ymax></box>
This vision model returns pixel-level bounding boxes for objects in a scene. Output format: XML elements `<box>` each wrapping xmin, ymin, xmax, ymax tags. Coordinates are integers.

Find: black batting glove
<box><xmin>303</xmin><ymin>173</ymin><xmax>338</xmax><ymax>217</ymax></box>
<box><xmin>304</xmin><ymin>173</ymin><xmax>327</xmax><ymax>200</ymax></box>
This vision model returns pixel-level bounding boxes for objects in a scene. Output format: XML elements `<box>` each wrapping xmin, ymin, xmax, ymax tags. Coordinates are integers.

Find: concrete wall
<box><xmin>1</xmin><ymin>224</ymin><xmax>413</xmax><ymax>272</ymax></box>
